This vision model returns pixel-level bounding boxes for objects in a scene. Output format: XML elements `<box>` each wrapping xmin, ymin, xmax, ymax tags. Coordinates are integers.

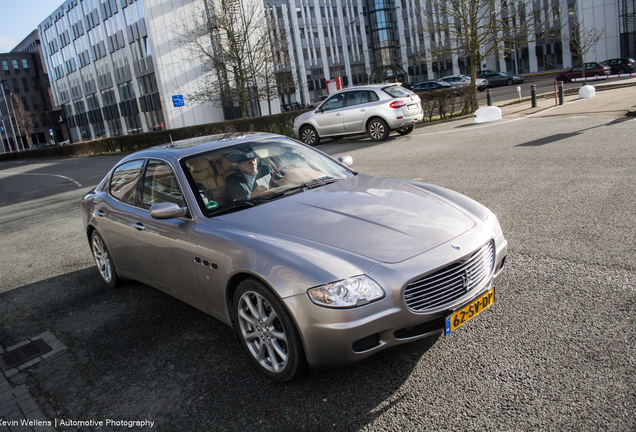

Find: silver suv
<box><xmin>294</xmin><ymin>84</ymin><xmax>423</xmax><ymax>145</ymax></box>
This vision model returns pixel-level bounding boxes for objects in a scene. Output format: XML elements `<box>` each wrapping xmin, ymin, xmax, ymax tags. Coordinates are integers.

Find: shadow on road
<box><xmin>0</xmin><ymin>268</ymin><xmax>440</xmax><ymax>431</ymax></box>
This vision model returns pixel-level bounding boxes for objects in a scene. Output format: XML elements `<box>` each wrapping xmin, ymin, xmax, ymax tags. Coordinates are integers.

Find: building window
<box><xmin>3</xmin><ymin>61</ymin><xmax>10</xmax><ymax>75</ymax></box>
<box><xmin>22</xmin><ymin>78</ymin><xmax>29</xmax><ymax>92</ymax></box>
<box><xmin>22</xmin><ymin>59</ymin><xmax>29</xmax><ymax>73</ymax></box>
<box><xmin>31</xmin><ymin>95</ymin><xmax>39</xmax><ymax>110</ymax></box>
<box><xmin>12</xmin><ymin>79</ymin><xmax>19</xmax><ymax>93</ymax></box>
<box><xmin>12</xmin><ymin>60</ymin><xmax>19</xmax><ymax>73</ymax></box>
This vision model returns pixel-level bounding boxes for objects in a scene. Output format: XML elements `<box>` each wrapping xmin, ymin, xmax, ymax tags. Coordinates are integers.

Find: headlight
<box><xmin>481</xmin><ymin>212</ymin><xmax>503</xmax><ymax>238</ymax></box>
<box><xmin>308</xmin><ymin>275</ymin><xmax>385</xmax><ymax>308</ymax></box>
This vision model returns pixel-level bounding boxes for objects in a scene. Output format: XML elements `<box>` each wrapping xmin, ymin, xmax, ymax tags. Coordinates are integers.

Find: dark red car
<box><xmin>556</xmin><ymin>62</ymin><xmax>611</xmax><ymax>82</ymax></box>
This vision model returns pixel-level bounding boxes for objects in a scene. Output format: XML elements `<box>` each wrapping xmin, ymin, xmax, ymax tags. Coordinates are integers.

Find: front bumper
<box><xmin>284</xmin><ymin>228</ymin><xmax>508</xmax><ymax>369</ymax></box>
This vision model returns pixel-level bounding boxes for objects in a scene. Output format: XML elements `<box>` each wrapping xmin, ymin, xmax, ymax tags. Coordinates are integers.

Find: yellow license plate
<box><xmin>445</xmin><ymin>288</ymin><xmax>495</xmax><ymax>335</ymax></box>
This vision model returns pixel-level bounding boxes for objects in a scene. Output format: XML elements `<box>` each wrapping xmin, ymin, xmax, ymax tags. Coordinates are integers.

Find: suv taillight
<box><xmin>389</xmin><ymin>101</ymin><xmax>407</xmax><ymax>109</ymax></box>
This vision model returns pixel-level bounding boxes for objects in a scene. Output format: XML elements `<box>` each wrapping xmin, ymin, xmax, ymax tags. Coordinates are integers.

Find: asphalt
<box><xmin>0</xmin><ymin>78</ymin><xmax>634</xmax><ymax>432</ymax></box>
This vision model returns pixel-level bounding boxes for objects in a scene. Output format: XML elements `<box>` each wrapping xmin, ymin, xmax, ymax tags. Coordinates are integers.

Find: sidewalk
<box><xmin>0</xmin><ymin>332</ymin><xmax>65</xmax><ymax>432</ymax></box>
<box><xmin>497</xmin><ymin>77</ymin><xmax>636</xmax><ymax>120</ymax></box>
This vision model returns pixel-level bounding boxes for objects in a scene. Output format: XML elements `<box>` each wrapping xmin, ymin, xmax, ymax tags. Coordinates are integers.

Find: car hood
<box><xmin>216</xmin><ymin>174</ymin><xmax>476</xmax><ymax>263</ymax></box>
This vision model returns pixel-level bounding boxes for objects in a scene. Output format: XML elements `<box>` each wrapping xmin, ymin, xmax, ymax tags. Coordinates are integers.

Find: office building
<box><xmin>33</xmin><ymin>0</ymin><xmax>634</xmax><ymax>143</ymax></box>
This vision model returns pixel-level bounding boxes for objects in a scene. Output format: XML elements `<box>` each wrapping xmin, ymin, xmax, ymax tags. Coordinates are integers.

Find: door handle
<box><xmin>95</xmin><ymin>210</ymin><xmax>106</xmax><ymax>217</ymax></box>
<box><xmin>360</xmin><ymin>108</ymin><xmax>366</xmax><ymax>112</ymax></box>
<box><xmin>335</xmin><ymin>113</ymin><xmax>342</xmax><ymax>116</ymax></box>
<box><xmin>133</xmin><ymin>222</ymin><xmax>146</xmax><ymax>231</ymax></box>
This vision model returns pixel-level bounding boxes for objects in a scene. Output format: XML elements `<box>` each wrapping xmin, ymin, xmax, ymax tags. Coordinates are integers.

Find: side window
<box><xmin>322</xmin><ymin>94</ymin><xmax>345</xmax><ymax>111</ymax></box>
<box><xmin>369</xmin><ymin>91</ymin><xmax>379</xmax><ymax>102</ymax></box>
<box><xmin>345</xmin><ymin>91</ymin><xmax>369</xmax><ymax>107</ymax></box>
<box><xmin>110</xmin><ymin>160</ymin><xmax>144</xmax><ymax>206</ymax></box>
<box><xmin>572</xmin><ymin>65</ymin><xmax>582</xmax><ymax>71</ymax></box>
<box><xmin>142</xmin><ymin>160</ymin><xmax>185</xmax><ymax>209</ymax></box>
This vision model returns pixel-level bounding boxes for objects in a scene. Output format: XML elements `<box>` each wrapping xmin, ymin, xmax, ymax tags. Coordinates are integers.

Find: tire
<box><xmin>367</xmin><ymin>118</ymin><xmax>390</xmax><ymax>141</ymax></box>
<box><xmin>91</xmin><ymin>231</ymin><xmax>121</xmax><ymax>288</ymax></box>
<box><xmin>617</xmin><ymin>68</ymin><xmax>626</xmax><ymax>74</ymax></box>
<box><xmin>300</xmin><ymin>125</ymin><xmax>320</xmax><ymax>146</ymax></box>
<box><xmin>396</xmin><ymin>125</ymin><xmax>414</xmax><ymax>135</ymax></box>
<box><xmin>234</xmin><ymin>278</ymin><xmax>307</xmax><ymax>382</ymax></box>
<box><xmin>506</xmin><ymin>79</ymin><xmax>513</xmax><ymax>86</ymax></box>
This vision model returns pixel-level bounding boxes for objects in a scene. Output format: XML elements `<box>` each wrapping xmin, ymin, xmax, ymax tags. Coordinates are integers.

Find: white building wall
<box><xmin>142</xmin><ymin>0</ymin><xmax>225</xmax><ymax>128</ymax></box>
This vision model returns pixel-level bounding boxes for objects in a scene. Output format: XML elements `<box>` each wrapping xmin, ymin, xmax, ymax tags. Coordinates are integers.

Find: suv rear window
<box><xmin>382</xmin><ymin>85</ymin><xmax>413</xmax><ymax>98</ymax></box>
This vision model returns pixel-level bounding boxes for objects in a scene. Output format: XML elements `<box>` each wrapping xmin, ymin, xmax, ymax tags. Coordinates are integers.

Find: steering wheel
<box><xmin>269</xmin><ymin>163</ymin><xmax>298</xmax><ymax>188</ymax></box>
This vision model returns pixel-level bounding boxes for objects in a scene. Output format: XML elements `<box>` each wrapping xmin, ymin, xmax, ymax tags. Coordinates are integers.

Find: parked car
<box><xmin>476</xmin><ymin>69</ymin><xmax>499</xmax><ymax>78</ymax></box>
<box><xmin>602</xmin><ymin>58</ymin><xmax>635</xmax><ymax>74</ymax></box>
<box><xmin>307</xmin><ymin>95</ymin><xmax>328</xmax><ymax>109</ymax></box>
<box><xmin>294</xmin><ymin>84</ymin><xmax>423</xmax><ymax>145</ymax></box>
<box><xmin>412</xmin><ymin>81</ymin><xmax>453</xmax><ymax>92</ymax></box>
<box><xmin>81</xmin><ymin>132</ymin><xmax>508</xmax><ymax>381</ymax></box>
<box><xmin>556</xmin><ymin>62</ymin><xmax>611</xmax><ymax>82</ymax></box>
<box><xmin>439</xmin><ymin>75</ymin><xmax>489</xmax><ymax>91</ymax></box>
<box><xmin>482</xmin><ymin>72</ymin><xmax>524</xmax><ymax>87</ymax></box>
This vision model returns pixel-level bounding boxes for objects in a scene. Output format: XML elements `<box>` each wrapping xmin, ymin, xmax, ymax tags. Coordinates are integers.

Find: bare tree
<box><xmin>12</xmin><ymin>95</ymin><xmax>34</xmax><ymax>149</ymax></box>
<box><xmin>566</xmin><ymin>18</ymin><xmax>604</xmax><ymax>80</ymax></box>
<box><xmin>416</xmin><ymin>0</ymin><xmax>564</xmax><ymax>111</ymax></box>
<box><xmin>176</xmin><ymin>0</ymin><xmax>271</xmax><ymax>119</ymax></box>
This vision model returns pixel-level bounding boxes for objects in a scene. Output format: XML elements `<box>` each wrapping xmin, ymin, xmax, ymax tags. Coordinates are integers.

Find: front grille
<box><xmin>404</xmin><ymin>242</ymin><xmax>495</xmax><ymax>312</ymax></box>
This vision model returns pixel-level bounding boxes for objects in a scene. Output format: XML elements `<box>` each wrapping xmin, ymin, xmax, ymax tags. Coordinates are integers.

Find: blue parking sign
<box><xmin>173</xmin><ymin>95</ymin><xmax>185</xmax><ymax>107</ymax></box>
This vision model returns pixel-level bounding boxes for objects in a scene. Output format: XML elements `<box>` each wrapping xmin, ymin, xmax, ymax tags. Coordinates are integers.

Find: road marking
<box><xmin>0</xmin><ymin>172</ymin><xmax>82</xmax><ymax>187</ymax></box>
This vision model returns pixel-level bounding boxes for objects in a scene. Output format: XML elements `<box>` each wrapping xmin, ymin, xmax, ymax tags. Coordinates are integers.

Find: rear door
<box><xmin>95</xmin><ymin>159</ymin><xmax>145</xmax><ymax>279</ymax></box>
<box><xmin>343</xmin><ymin>90</ymin><xmax>370</xmax><ymax>132</ymax></box>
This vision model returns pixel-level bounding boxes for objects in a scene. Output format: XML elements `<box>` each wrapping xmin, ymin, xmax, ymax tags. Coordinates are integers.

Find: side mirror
<box><xmin>150</xmin><ymin>202</ymin><xmax>188</xmax><ymax>219</ymax></box>
<box><xmin>338</xmin><ymin>155</ymin><xmax>353</xmax><ymax>167</ymax></box>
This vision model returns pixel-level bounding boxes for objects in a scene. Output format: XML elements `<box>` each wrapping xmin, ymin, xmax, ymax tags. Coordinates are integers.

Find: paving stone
<box><xmin>17</xmin><ymin>359</ymin><xmax>41</xmax><ymax>372</ymax></box>
<box><xmin>3</xmin><ymin>369</ymin><xmax>18</xmax><ymax>379</ymax></box>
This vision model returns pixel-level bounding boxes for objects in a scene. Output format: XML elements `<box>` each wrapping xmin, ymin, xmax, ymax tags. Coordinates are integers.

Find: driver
<box><xmin>226</xmin><ymin>151</ymin><xmax>274</xmax><ymax>202</ymax></box>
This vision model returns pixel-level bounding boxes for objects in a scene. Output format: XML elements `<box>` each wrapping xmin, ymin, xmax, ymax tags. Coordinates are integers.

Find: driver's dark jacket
<box><xmin>225</xmin><ymin>165</ymin><xmax>274</xmax><ymax>203</ymax></box>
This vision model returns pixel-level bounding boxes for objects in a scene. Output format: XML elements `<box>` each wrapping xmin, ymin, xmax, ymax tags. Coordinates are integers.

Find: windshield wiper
<box><xmin>257</xmin><ymin>177</ymin><xmax>345</xmax><ymax>201</ymax></box>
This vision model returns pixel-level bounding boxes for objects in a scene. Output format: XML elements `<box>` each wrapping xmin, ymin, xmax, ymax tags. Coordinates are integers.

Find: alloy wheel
<box><xmin>237</xmin><ymin>290</ymin><xmax>289</xmax><ymax>373</ymax></box>
<box><xmin>92</xmin><ymin>234</ymin><xmax>112</xmax><ymax>283</ymax></box>
<box><xmin>369</xmin><ymin>121</ymin><xmax>385</xmax><ymax>140</ymax></box>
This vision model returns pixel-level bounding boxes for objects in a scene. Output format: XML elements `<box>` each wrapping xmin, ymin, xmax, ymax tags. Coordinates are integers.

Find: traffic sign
<box><xmin>173</xmin><ymin>95</ymin><xmax>185</xmax><ymax>107</ymax></box>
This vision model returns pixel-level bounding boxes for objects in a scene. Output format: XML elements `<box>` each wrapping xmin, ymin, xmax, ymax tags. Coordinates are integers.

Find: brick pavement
<box><xmin>0</xmin><ymin>331</ymin><xmax>65</xmax><ymax>432</ymax></box>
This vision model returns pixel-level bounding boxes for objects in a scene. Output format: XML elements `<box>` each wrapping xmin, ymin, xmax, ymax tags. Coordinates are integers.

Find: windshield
<box><xmin>181</xmin><ymin>136</ymin><xmax>355</xmax><ymax>216</ymax></box>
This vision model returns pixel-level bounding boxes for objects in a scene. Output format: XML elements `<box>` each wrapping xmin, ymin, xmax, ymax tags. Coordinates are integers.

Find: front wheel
<box><xmin>91</xmin><ymin>231</ymin><xmax>121</xmax><ymax>288</ymax></box>
<box><xmin>367</xmin><ymin>118</ymin><xmax>390</xmax><ymax>141</ymax></box>
<box><xmin>300</xmin><ymin>125</ymin><xmax>320</xmax><ymax>146</ymax></box>
<box><xmin>506</xmin><ymin>79</ymin><xmax>513</xmax><ymax>86</ymax></box>
<box><xmin>396</xmin><ymin>125</ymin><xmax>414</xmax><ymax>135</ymax></box>
<box><xmin>234</xmin><ymin>278</ymin><xmax>307</xmax><ymax>382</ymax></box>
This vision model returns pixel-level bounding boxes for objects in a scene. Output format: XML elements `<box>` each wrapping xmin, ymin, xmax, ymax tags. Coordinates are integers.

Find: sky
<box><xmin>0</xmin><ymin>0</ymin><xmax>60</xmax><ymax>52</ymax></box>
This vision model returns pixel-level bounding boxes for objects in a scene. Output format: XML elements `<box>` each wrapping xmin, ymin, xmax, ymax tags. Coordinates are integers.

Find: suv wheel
<box><xmin>300</xmin><ymin>125</ymin><xmax>320</xmax><ymax>146</ymax></box>
<box><xmin>367</xmin><ymin>118</ymin><xmax>390</xmax><ymax>141</ymax></box>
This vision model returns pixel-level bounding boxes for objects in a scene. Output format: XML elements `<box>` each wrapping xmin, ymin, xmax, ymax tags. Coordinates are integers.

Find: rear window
<box><xmin>382</xmin><ymin>85</ymin><xmax>413</xmax><ymax>98</ymax></box>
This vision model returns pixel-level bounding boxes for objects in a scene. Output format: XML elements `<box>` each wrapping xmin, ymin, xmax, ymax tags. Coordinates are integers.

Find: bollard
<box><xmin>557</xmin><ymin>81</ymin><xmax>564</xmax><ymax>105</ymax></box>
<box><xmin>531</xmin><ymin>85</ymin><xmax>537</xmax><ymax>108</ymax></box>
<box><xmin>486</xmin><ymin>89</ymin><xmax>492</xmax><ymax>106</ymax></box>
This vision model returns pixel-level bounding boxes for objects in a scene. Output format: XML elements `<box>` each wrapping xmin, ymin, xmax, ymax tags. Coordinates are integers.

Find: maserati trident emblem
<box><xmin>462</xmin><ymin>270</ymin><xmax>472</xmax><ymax>292</ymax></box>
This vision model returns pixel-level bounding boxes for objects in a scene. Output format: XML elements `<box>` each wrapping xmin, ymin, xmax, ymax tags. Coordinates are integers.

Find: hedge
<box><xmin>0</xmin><ymin>86</ymin><xmax>476</xmax><ymax>161</ymax></box>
